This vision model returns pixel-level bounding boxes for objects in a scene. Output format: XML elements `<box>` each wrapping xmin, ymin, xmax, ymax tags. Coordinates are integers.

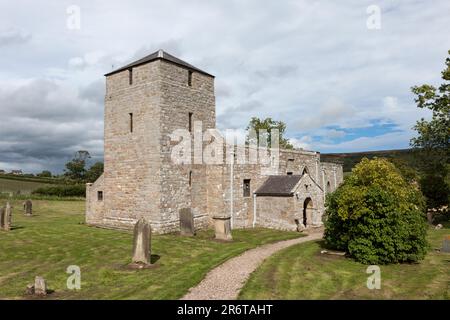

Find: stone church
<box><xmin>86</xmin><ymin>50</ymin><xmax>343</xmax><ymax>233</ymax></box>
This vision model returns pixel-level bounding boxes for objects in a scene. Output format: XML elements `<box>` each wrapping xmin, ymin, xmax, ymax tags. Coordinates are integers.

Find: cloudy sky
<box><xmin>0</xmin><ymin>0</ymin><xmax>449</xmax><ymax>173</ymax></box>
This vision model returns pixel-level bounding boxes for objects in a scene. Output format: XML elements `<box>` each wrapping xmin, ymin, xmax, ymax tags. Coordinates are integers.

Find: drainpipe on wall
<box><xmin>252</xmin><ymin>192</ymin><xmax>257</xmax><ymax>228</ymax></box>
<box><xmin>230</xmin><ymin>149</ymin><xmax>234</xmax><ymax>229</ymax></box>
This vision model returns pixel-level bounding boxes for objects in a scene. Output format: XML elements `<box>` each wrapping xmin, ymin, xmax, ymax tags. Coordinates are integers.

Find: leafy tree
<box><xmin>246</xmin><ymin>117</ymin><xmax>294</xmax><ymax>149</ymax></box>
<box><xmin>411</xmin><ymin>50</ymin><xmax>450</xmax><ymax>208</ymax></box>
<box><xmin>37</xmin><ymin>170</ymin><xmax>52</xmax><ymax>178</ymax></box>
<box><xmin>324</xmin><ymin>158</ymin><xmax>428</xmax><ymax>264</ymax></box>
<box><xmin>64</xmin><ymin>150</ymin><xmax>91</xmax><ymax>182</ymax></box>
<box><xmin>86</xmin><ymin>162</ymin><xmax>104</xmax><ymax>183</ymax></box>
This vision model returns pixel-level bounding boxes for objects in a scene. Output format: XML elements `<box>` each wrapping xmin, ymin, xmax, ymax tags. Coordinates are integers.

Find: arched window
<box><xmin>326</xmin><ymin>181</ymin><xmax>331</xmax><ymax>193</ymax></box>
<box><xmin>302</xmin><ymin>167</ymin><xmax>309</xmax><ymax>175</ymax></box>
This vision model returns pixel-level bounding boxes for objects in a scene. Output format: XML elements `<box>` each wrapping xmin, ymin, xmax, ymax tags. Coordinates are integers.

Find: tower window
<box><xmin>189</xmin><ymin>170</ymin><xmax>192</xmax><ymax>187</ymax></box>
<box><xmin>188</xmin><ymin>70</ymin><xmax>193</xmax><ymax>86</ymax></box>
<box><xmin>188</xmin><ymin>112</ymin><xmax>193</xmax><ymax>133</ymax></box>
<box><xmin>97</xmin><ymin>191</ymin><xmax>103</xmax><ymax>201</ymax></box>
<box><xmin>128</xmin><ymin>68</ymin><xmax>133</xmax><ymax>85</ymax></box>
<box><xmin>287</xmin><ymin>172</ymin><xmax>293</xmax><ymax>175</ymax></box>
<box><xmin>243</xmin><ymin>179</ymin><xmax>251</xmax><ymax>197</ymax></box>
<box><xmin>129</xmin><ymin>113</ymin><xmax>133</xmax><ymax>133</ymax></box>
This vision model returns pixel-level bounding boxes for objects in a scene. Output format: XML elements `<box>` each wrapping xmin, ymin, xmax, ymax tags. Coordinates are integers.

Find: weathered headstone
<box><xmin>426</xmin><ymin>211</ymin><xmax>433</xmax><ymax>224</ymax></box>
<box><xmin>24</xmin><ymin>199</ymin><xmax>32</xmax><ymax>216</ymax></box>
<box><xmin>132</xmin><ymin>217</ymin><xmax>151</xmax><ymax>265</ymax></box>
<box><xmin>435</xmin><ymin>224</ymin><xmax>443</xmax><ymax>230</ymax></box>
<box><xmin>4</xmin><ymin>202</ymin><xmax>12</xmax><ymax>231</ymax></box>
<box><xmin>179</xmin><ymin>208</ymin><xmax>195</xmax><ymax>236</ymax></box>
<box><xmin>0</xmin><ymin>207</ymin><xmax>4</xmax><ymax>229</ymax></box>
<box><xmin>213</xmin><ymin>215</ymin><xmax>232</xmax><ymax>241</ymax></box>
<box><xmin>34</xmin><ymin>276</ymin><xmax>47</xmax><ymax>296</ymax></box>
<box><xmin>442</xmin><ymin>236</ymin><xmax>450</xmax><ymax>253</ymax></box>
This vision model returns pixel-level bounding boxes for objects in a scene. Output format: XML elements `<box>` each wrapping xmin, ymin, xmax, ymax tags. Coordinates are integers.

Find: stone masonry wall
<box><xmin>158</xmin><ymin>61</ymin><xmax>216</xmax><ymax>233</ymax></box>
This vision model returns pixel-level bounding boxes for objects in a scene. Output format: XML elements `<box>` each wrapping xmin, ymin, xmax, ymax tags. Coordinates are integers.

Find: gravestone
<box><xmin>132</xmin><ymin>217</ymin><xmax>151</xmax><ymax>265</ymax></box>
<box><xmin>0</xmin><ymin>207</ymin><xmax>4</xmax><ymax>229</ymax></box>
<box><xmin>179</xmin><ymin>208</ymin><xmax>195</xmax><ymax>236</ymax></box>
<box><xmin>4</xmin><ymin>202</ymin><xmax>12</xmax><ymax>231</ymax></box>
<box><xmin>213</xmin><ymin>215</ymin><xmax>232</xmax><ymax>241</ymax></box>
<box><xmin>24</xmin><ymin>199</ymin><xmax>32</xmax><ymax>216</ymax></box>
<box><xmin>34</xmin><ymin>276</ymin><xmax>47</xmax><ymax>296</ymax></box>
<box><xmin>442</xmin><ymin>236</ymin><xmax>450</xmax><ymax>253</ymax></box>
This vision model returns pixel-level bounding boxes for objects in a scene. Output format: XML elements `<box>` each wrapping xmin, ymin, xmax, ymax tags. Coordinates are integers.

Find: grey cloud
<box><xmin>0</xmin><ymin>28</ymin><xmax>31</xmax><ymax>47</ymax></box>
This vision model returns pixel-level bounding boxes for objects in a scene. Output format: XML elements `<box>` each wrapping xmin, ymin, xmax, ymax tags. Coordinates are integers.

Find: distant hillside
<box><xmin>321</xmin><ymin>149</ymin><xmax>418</xmax><ymax>173</ymax></box>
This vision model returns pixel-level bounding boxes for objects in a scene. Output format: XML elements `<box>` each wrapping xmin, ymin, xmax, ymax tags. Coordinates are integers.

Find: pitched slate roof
<box><xmin>104</xmin><ymin>49</ymin><xmax>214</xmax><ymax>77</ymax></box>
<box><xmin>255</xmin><ymin>175</ymin><xmax>302</xmax><ymax>196</ymax></box>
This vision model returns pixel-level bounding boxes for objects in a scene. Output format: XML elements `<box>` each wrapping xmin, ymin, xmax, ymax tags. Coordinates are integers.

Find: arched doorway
<box><xmin>303</xmin><ymin>197</ymin><xmax>313</xmax><ymax>227</ymax></box>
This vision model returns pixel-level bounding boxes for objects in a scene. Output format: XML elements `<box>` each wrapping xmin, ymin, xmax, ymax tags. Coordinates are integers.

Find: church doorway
<box><xmin>303</xmin><ymin>197</ymin><xmax>313</xmax><ymax>227</ymax></box>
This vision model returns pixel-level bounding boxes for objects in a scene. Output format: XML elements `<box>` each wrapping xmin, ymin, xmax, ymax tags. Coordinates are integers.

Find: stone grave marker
<box><xmin>442</xmin><ymin>236</ymin><xmax>450</xmax><ymax>253</ymax></box>
<box><xmin>34</xmin><ymin>276</ymin><xmax>47</xmax><ymax>296</ymax></box>
<box><xmin>179</xmin><ymin>208</ymin><xmax>195</xmax><ymax>236</ymax></box>
<box><xmin>0</xmin><ymin>206</ymin><xmax>4</xmax><ymax>229</ymax></box>
<box><xmin>213</xmin><ymin>215</ymin><xmax>232</xmax><ymax>241</ymax></box>
<box><xmin>24</xmin><ymin>199</ymin><xmax>32</xmax><ymax>216</ymax></box>
<box><xmin>4</xmin><ymin>202</ymin><xmax>12</xmax><ymax>231</ymax></box>
<box><xmin>132</xmin><ymin>217</ymin><xmax>151</xmax><ymax>265</ymax></box>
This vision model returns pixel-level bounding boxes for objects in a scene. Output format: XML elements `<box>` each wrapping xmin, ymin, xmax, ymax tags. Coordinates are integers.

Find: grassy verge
<box><xmin>0</xmin><ymin>200</ymin><xmax>301</xmax><ymax>300</ymax></box>
<box><xmin>239</xmin><ymin>225</ymin><xmax>450</xmax><ymax>299</ymax></box>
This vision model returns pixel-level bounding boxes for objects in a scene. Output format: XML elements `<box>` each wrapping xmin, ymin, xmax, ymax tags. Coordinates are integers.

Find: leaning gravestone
<box><xmin>179</xmin><ymin>208</ymin><xmax>195</xmax><ymax>236</ymax></box>
<box><xmin>4</xmin><ymin>202</ymin><xmax>12</xmax><ymax>231</ymax></box>
<box><xmin>213</xmin><ymin>215</ymin><xmax>232</xmax><ymax>241</ymax></box>
<box><xmin>132</xmin><ymin>217</ymin><xmax>151</xmax><ymax>265</ymax></box>
<box><xmin>24</xmin><ymin>199</ymin><xmax>32</xmax><ymax>216</ymax></box>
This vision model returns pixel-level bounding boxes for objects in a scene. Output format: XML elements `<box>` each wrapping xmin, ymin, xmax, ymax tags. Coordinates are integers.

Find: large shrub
<box><xmin>32</xmin><ymin>184</ymin><xmax>86</xmax><ymax>198</ymax></box>
<box><xmin>324</xmin><ymin>158</ymin><xmax>428</xmax><ymax>264</ymax></box>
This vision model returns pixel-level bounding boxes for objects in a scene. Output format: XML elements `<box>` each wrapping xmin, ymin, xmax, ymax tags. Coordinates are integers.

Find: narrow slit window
<box><xmin>129</xmin><ymin>113</ymin><xmax>133</xmax><ymax>133</ymax></box>
<box><xmin>97</xmin><ymin>191</ymin><xmax>103</xmax><ymax>201</ymax></box>
<box><xmin>243</xmin><ymin>179</ymin><xmax>251</xmax><ymax>197</ymax></box>
<box><xmin>188</xmin><ymin>112</ymin><xmax>193</xmax><ymax>133</ymax></box>
<box><xmin>287</xmin><ymin>172</ymin><xmax>293</xmax><ymax>175</ymax></box>
<box><xmin>188</xmin><ymin>70</ymin><xmax>193</xmax><ymax>86</ymax></box>
<box><xmin>189</xmin><ymin>170</ymin><xmax>192</xmax><ymax>187</ymax></box>
<box><xmin>128</xmin><ymin>68</ymin><xmax>133</xmax><ymax>85</ymax></box>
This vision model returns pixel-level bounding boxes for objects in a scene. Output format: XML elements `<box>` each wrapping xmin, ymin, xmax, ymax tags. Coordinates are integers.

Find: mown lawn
<box><xmin>240</xmin><ymin>223</ymin><xmax>450</xmax><ymax>300</ymax></box>
<box><xmin>0</xmin><ymin>199</ymin><xmax>301</xmax><ymax>300</ymax></box>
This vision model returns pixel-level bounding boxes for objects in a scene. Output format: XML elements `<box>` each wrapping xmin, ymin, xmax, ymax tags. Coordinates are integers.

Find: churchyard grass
<box><xmin>0</xmin><ymin>199</ymin><xmax>301</xmax><ymax>299</ymax></box>
<box><xmin>239</xmin><ymin>224</ymin><xmax>450</xmax><ymax>299</ymax></box>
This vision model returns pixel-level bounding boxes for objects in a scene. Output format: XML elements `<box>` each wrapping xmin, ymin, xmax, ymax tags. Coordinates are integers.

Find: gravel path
<box><xmin>181</xmin><ymin>230</ymin><xmax>323</xmax><ymax>300</ymax></box>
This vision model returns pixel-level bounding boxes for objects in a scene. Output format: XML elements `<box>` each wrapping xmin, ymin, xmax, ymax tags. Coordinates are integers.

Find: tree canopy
<box><xmin>324</xmin><ymin>158</ymin><xmax>428</xmax><ymax>264</ymax></box>
<box><xmin>246</xmin><ymin>117</ymin><xmax>294</xmax><ymax>149</ymax></box>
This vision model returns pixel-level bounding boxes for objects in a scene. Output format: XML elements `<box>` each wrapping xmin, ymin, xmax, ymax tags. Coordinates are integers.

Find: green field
<box><xmin>321</xmin><ymin>149</ymin><xmax>417</xmax><ymax>172</ymax></box>
<box><xmin>0</xmin><ymin>177</ymin><xmax>52</xmax><ymax>195</ymax></box>
<box><xmin>239</xmin><ymin>224</ymin><xmax>450</xmax><ymax>300</ymax></box>
<box><xmin>0</xmin><ymin>200</ymin><xmax>300</xmax><ymax>299</ymax></box>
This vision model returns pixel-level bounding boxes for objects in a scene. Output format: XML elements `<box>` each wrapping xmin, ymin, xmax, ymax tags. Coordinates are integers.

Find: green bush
<box><xmin>32</xmin><ymin>184</ymin><xmax>86</xmax><ymax>198</ymax></box>
<box><xmin>324</xmin><ymin>158</ymin><xmax>428</xmax><ymax>264</ymax></box>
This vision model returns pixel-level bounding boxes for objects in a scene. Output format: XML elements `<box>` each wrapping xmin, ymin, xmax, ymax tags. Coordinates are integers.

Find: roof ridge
<box><xmin>104</xmin><ymin>49</ymin><xmax>214</xmax><ymax>77</ymax></box>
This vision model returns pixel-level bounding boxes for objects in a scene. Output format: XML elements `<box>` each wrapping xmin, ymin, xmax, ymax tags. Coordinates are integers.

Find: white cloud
<box><xmin>0</xmin><ymin>0</ymin><xmax>448</xmax><ymax>172</ymax></box>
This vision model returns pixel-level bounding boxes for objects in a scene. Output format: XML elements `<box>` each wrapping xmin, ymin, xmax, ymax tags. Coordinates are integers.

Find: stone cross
<box><xmin>3</xmin><ymin>202</ymin><xmax>12</xmax><ymax>231</ymax></box>
<box><xmin>34</xmin><ymin>276</ymin><xmax>47</xmax><ymax>296</ymax></box>
<box><xmin>132</xmin><ymin>217</ymin><xmax>151</xmax><ymax>265</ymax></box>
<box><xmin>213</xmin><ymin>215</ymin><xmax>233</xmax><ymax>241</ymax></box>
<box><xmin>179</xmin><ymin>208</ymin><xmax>195</xmax><ymax>236</ymax></box>
<box><xmin>24</xmin><ymin>199</ymin><xmax>32</xmax><ymax>216</ymax></box>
